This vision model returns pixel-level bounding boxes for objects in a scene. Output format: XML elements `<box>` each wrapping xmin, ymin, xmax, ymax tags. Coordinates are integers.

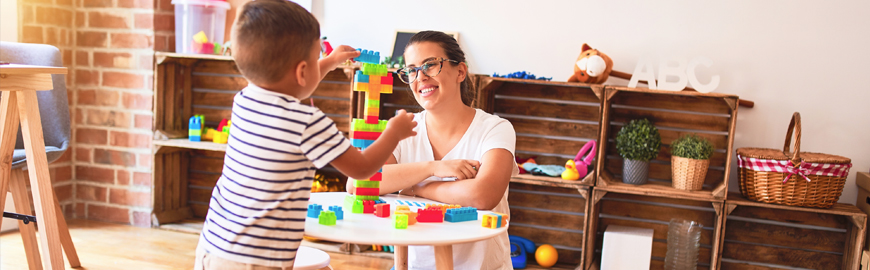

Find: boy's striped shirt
<box><xmin>198</xmin><ymin>84</ymin><xmax>350</xmax><ymax>268</ymax></box>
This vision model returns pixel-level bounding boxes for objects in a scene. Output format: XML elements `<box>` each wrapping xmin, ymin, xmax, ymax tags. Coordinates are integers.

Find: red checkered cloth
<box><xmin>737</xmin><ymin>154</ymin><xmax>852</xmax><ymax>183</ymax></box>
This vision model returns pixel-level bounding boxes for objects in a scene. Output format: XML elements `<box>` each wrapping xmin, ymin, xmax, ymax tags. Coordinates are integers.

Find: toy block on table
<box><xmin>363</xmin><ymin>200</ymin><xmax>376</xmax><ymax>214</ymax></box>
<box><xmin>395</xmin><ymin>205</ymin><xmax>410</xmax><ymax>212</ymax></box>
<box><xmin>354</xmin><ymin>180</ymin><xmax>380</xmax><ymax>188</ymax></box>
<box><xmin>416</xmin><ymin>207</ymin><xmax>444</xmax><ymax>223</ymax></box>
<box><xmin>374</xmin><ymin>203</ymin><xmax>390</xmax><ymax>218</ymax></box>
<box><xmin>318</xmin><ymin>210</ymin><xmax>336</xmax><ymax>225</ymax></box>
<box><xmin>329</xmin><ymin>206</ymin><xmax>343</xmax><ymax>220</ymax></box>
<box><xmin>307</xmin><ymin>204</ymin><xmax>322</xmax><ymax>218</ymax></box>
<box><xmin>395</xmin><ymin>209</ymin><xmax>417</xmax><ymax>225</ymax></box>
<box><xmin>355</xmin><ymin>187</ymin><xmax>380</xmax><ymax>196</ymax></box>
<box><xmin>353</xmin><ymin>195</ymin><xmax>380</xmax><ymax>201</ymax></box>
<box><xmin>445</xmin><ymin>207</ymin><xmax>478</xmax><ymax>223</ymax></box>
<box><xmin>395</xmin><ymin>214</ymin><xmax>408</xmax><ymax>229</ymax></box>
<box><xmin>352</xmin><ymin>199</ymin><xmax>364</xmax><ymax>214</ymax></box>
<box><xmin>352</xmin><ymin>119</ymin><xmax>387</xmax><ymax>133</ymax></box>
<box><xmin>482</xmin><ymin>212</ymin><xmax>508</xmax><ymax>229</ymax></box>
<box><xmin>374</xmin><ymin>199</ymin><xmax>386</xmax><ymax>205</ymax></box>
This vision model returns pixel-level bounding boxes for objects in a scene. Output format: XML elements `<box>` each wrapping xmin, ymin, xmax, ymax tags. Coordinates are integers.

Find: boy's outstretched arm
<box><xmin>319</xmin><ymin>45</ymin><xmax>359</xmax><ymax>79</ymax></box>
<box><xmin>330</xmin><ymin>110</ymin><xmax>416</xmax><ymax>180</ymax></box>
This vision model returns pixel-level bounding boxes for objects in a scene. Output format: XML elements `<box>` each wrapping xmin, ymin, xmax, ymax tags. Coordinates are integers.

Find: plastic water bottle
<box><xmin>664</xmin><ymin>218</ymin><xmax>702</xmax><ymax>270</ymax></box>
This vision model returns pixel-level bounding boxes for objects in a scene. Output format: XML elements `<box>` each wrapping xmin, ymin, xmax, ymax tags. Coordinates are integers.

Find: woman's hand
<box><xmin>432</xmin><ymin>159</ymin><xmax>481</xmax><ymax>180</ymax></box>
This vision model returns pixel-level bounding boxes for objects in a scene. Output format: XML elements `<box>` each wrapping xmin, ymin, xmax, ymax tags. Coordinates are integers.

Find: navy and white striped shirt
<box><xmin>197</xmin><ymin>84</ymin><xmax>350</xmax><ymax>268</ymax></box>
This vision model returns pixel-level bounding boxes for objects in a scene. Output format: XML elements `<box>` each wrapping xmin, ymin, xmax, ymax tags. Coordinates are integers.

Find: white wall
<box><xmin>0</xmin><ymin>0</ymin><xmax>17</xmax><ymax>42</ymax></box>
<box><xmin>320</xmin><ymin>0</ymin><xmax>870</xmax><ymax>204</ymax></box>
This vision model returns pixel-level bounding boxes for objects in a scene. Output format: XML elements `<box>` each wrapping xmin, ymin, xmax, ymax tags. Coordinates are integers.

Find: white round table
<box><xmin>305</xmin><ymin>192</ymin><xmax>508</xmax><ymax>270</ymax></box>
<box><xmin>293</xmin><ymin>246</ymin><xmax>331</xmax><ymax>270</ymax></box>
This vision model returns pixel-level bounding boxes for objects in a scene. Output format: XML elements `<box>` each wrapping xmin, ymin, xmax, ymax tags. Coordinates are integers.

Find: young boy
<box><xmin>193</xmin><ymin>1</ymin><xmax>417</xmax><ymax>269</ymax></box>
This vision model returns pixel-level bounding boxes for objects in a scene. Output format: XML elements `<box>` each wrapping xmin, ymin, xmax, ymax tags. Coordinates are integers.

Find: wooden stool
<box><xmin>0</xmin><ymin>64</ymin><xmax>80</xmax><ymax>270</ymax></box>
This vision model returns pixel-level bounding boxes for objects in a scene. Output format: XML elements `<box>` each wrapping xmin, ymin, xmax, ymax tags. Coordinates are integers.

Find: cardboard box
<box><xmin>856</xmin><ymin>172</ymin><xmax>870</xmax><ymax>249</ymax></box>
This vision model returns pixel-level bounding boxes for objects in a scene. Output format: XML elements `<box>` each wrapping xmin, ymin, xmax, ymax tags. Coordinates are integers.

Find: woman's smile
<box><xmin>418</xmin><ymin>83</ymin><xmax>438</xmax><ymax>97</ymax></box>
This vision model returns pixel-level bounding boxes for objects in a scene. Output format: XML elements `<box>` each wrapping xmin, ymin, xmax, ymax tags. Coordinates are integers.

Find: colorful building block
<box><xmin>354</xmin><ymin>70</ymin><xmax>369</xmax><ymax>83</ymax></box>
<box><xmin>395</xmin><ymin>214</ymin><xmax>408</xmax><ymax>229</ymax></box>
<box><xmin>307</xmin><ymin>204</ymin><xmax>322</xmax><ymax>218</ymax></box>
<box><xmin>381</xmin><ymin>75</ymin><xmax>393</xmax><ymax>85</ymax></box>
<box><xmin>416</xmin><ymin>207</ymin><xmax>444</xmax><ymax>223</ymax></box>
<box><xmin>351</xmin><ymin>138</ymin><xmax>375</xmax><ymax>149</ymax></box>
<box><xmin>366</xmin><ymin>115</ymin><xmax>379</xmax><ymax>124</ymax></box>
<box><xmin>482</xmin><ymin>213</ymin><xmax>509</xmax><ymax>229</ymax></box>
<box><xmin>363</xmin><ymin>200</ymin><xmax>376</xmax><ymax>214</ymax></box>
<box><xmin>188</xmin><ymin>115</ymin><xmax>204</xmax><ymax>141</ymax></box>
<box><xmin>374</xmin><ymin>199</ymin><xmax>386</xmax><ymax>205</ymax></box>
<box><xmin>344</xmin><ymin>195</ymin><xmax>356</xmax><ymax>209</ymax></box>
<box><xmin>374</xmin><ymin>203</ymin><xmax>390</xmax><ymax>218</ymax></box>
<box><xmin>445</xmin><ymin>207</ymin><xmax>478</xmax><ymax>223</ymax></box>
<box><xmin>369</xmin><ymin>172</ymin><xmax>382</xmax><ymax>181</ymax></box>
<box><xmin>202</xmin><ymin>128</ymin><xmax>217</xmax><ymax>141</ymax></box>
<box><xmin>354</xmin><ymin>49</ymin><xmax>380</xmax><ymax>64</ymax></box>
<box><xmin>361</xmin><ymin>63</ymin><xmax>388</xmax><ymax>76</ymax></box>
<box><xmin>213</xmin><ymin>131</ymin><xmax>228</xmax><ymax>144</ymax></box>
<box><xmin>353</xmin><ymin>195</ymin><xmax>380</xmax><ymax>201</ymax></box>
<box><xmin>395</xmin><ymin>209</ymin><xmax>417</xmax><ymax>225</ymax></box>
<box><xmin>355</xmin><ymin>187</ymin><xmax>380</xmax><ymax>196</ymax></box>
<box><xmin>352</xmin><ymin>199</ymin><xmax>364</xmax><ymax>213</ymax></box>
<box><xmin>366</xmin><ymin>99</ymin><xmax>380</xmax><ymax>108</ymax></box>
<box><xmin>350</xmin><ymin>130</ymin><xmax>381</xmax><ymax>141</ymax></box>
<box><xmin>353</xmin><ymin>81</ymin><xmax>368</xmax><ymax>92</ymax></box>
<box><xmin>318</xmin><ymin>210</ymin><xmax>336</xmax><ymax>225</ymax></box>
<box><xmin>353</xmin><ymin>180</ymin><xmax>380</xmax><ymax>188</ymax></box>
<box><xmin>365</xmin><ymin>106</ymin><xmax>380</xmax><ymax>117</ymax></box>
<box><xmin>395</xmin><ymin>205</ymin><xmax>410</xmax><ymax>212</ymax></box>
<box><xmin>329</xmin><ymin>206</ymin><xmax>343</xmax><ymax>220</ymax></box>
<box><xmin>351</xmin><ymin>119</ymin><xmax>387</xmax><ymax>133</ymax></box>
<box><xmin>217</xmin><ymin>119</ymin><xmax>229</xmax><ymax>132</ymax></box>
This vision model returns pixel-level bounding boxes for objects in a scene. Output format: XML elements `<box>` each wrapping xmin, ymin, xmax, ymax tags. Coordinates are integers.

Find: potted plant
<box><xmin>615</xmin><ymin>119</ymin><xmax>661</xmax><ymax>185</ymax></box>
<box><xmin>670</xmin><ymin>134</ymin><xmax>714</xmax><ymax>191</ymax></box>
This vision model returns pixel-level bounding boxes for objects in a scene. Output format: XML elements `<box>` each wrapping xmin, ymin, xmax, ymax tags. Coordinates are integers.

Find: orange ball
<box><xmin>535</xmin><ymin>244</ymin><xmax>558</xmax><ymax>268</ymax></box>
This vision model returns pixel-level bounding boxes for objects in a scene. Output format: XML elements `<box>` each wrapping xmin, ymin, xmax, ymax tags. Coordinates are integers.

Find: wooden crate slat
<box><xmin>610</xmin><ymin>107</ymin><xmax>730</xmax><ymax>132</ymax></box>
<box><xmin>720</xmin><ymin>261</ymin><xmax>783</xmax><ymax>270</ymax></box>
<box><xmin>609</xmin><ymin>89</ymin><xmax>733</xmax><ymax>115</ymax></box>
<box><xmin>507</xmin><ymin>116</ymin><xmax>599</xmax><ymax>140</ymax></box>
<box><xmin>724</xmin><ymin>220</ymin><xmax>846</xmax><ymax>253</ymax></box>
<box><xmin>510</xmin><ymin>207</ymin><xmax>585</xmax><ymax>230</ymax></box>
<box><xmin>721</xmin><ymin>241</ymin><xmax>842</xmax><ymax>269</ymax></box>
<box><xmin>311</xmin><ymin>99</ymin><xmax>351</xmax><ymax>116</ymax></box>
<box><xmin>190</xmin><ymin>155</ymin><xmax>225</xmax><ymax>174</ymax></box>
<box><xmin>604</xmin><ymin>192</ymin><xmax>715</xmax><ymax>208</ymax></box>
<box><xmin>192</xmin><ymin>59</ymin><xmax>239</xmax><ymax>74</ymax></box>
<box><xmin>189</xmin><ymin>187</ymin><xmax>212</xmax><ymax>204</ymax></box>
<box><xmin>189</xmin><ymin>171</ymin><xmax>220</xmax><ymax>188</ymax></box>
<box><xmin>192</xmin><ymin>203</ymin><xmax>209</xmax><ymax>218</ymax></box>
<box><xmin>517</xmin><ymin>136</ymin><xmax>595</xmax><ymax>158</ymax></box>
<box><xmin>322</xmin><ymin>68</ymin><xmax>352</xmax><ymax>82</ymax></box>
<box><xmin>492</xmin><ymin>81</ymin><xmax>601</xmax><ymax>104</ymax></box>
<box><xmin>495</xmin><ymin>99</ymin><xmax>600</xmax><ymax>122</ymax></box>
<box><xmin>508</xmin><ymin>189</ymin><xmax>586</xmax><ymax>213</ymax></box>
<box><xmin>507</xmin><ymin>225</ymin><xmax>584</xmax><ymax>251</ymax></box>
<box><xmin>192</xmin><ymin>106</ymin><xmax>231</xmax><ymax>122</ymax></box>
<box><xmin>192</xmin><ymin>74</ymin><xmax>248</xmax><ymax>91</ymax></box>
<box><xmin>728</xmin><ymin>203</ymin><xmax>849</xmax><ymax>230</ymax></box>
<box><xmin>192</xmin><ymin>90</ymin><xmax>236</xmax><ymax>108</ymax></box>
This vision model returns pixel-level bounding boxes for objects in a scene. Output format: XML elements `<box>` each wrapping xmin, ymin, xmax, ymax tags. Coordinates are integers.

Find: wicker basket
<box><xmin>736</xmin><ymin>113</ymin><xmax>852</xmax><ymax>208</ymax></box>
<box><xmin>671</xmin><ymin>156</ymin><xmax>709</xmax><ymax>191</ymax></box>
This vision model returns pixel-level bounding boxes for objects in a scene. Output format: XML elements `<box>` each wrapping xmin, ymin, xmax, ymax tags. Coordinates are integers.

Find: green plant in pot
<box><xmin>615</xmin><ymin>119</ymin><xmax>661</xmax><ymax>185</ymax></box>
<box><xmin>670</xmin><ymin>134</ymin><xmax>714</xmax><ymax>191</ymax></box>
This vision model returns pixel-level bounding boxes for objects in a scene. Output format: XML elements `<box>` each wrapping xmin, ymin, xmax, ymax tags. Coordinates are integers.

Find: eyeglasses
<box><xmin>396</xmin><ymin>58</ymin><xmax>460</xmax><ymax>84</ymax></box>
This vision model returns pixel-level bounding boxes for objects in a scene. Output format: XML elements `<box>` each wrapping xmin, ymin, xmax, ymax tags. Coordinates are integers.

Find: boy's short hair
<box><xmin>231</xmin><ymin>0</ymin><xmax>320</xmax><ymax>85</ymax></box>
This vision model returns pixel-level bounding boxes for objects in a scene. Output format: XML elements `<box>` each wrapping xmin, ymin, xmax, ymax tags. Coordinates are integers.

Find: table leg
<box><xmin>17</xmin><ymin>90</ymin><xmax>65</xmax><ymax>270</ymax></box>
<box><xmin>0</xmin><ymin>91</ymin><xmax>19</xmax><ymax>239</ymax></box>
<box><xmin>394</xmin><ymin>245</ymin><xmax>408</xmax><ymax>270</ymax></box>
<box><xmin>434</xmin><ymin>244</ymin><xmax>453</xmax><ymax>270</ymax></box>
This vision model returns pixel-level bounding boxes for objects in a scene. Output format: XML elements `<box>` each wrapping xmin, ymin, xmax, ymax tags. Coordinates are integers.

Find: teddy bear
<box><xmin>567</xmin><ymin>43</ymin><xmax>613</xmax><ymax>84</ymax></box>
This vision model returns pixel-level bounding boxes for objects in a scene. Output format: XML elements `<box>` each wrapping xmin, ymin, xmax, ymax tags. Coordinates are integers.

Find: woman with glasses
<box><xmin>348</xmin><ymin>31</ymin><xmax>517</xmax><ymax>269</ymax></box>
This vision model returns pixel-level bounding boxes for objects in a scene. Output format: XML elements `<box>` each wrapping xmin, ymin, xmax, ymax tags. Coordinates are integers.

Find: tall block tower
<box><xmin>347</xmin><ymin>49</ymin><xmax>394</xmax><ymax>206</ymax></box>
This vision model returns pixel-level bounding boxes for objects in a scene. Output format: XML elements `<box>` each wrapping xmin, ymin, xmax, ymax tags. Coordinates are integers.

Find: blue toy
<box><xmin>493</xmin><ymin>71</ymin><xmax>552</xmax><ymax>81</ymax></box>
<box><xmin>329</xmin><ymin>205</ymin><xmax>343</xmax><ymax>220</ymax></box>
<box><xmin>354</xmin><ymin>49</ymin><xmax>380</xmax><ymax>64</ymax></box>
<box><xmin>307</xmin><ymin>204</ymin><xmax>322</xmax><ymax>218</ymax></box>
<box><xmin>445</xmin><ymin>207</ymin><xmax>478</xmax><ymax>222</ymax></box>
<box><xmin>509</xmin><ymin>235</ymin><xmax>536</xmax><ymax>269</ymax></box>
<box><xmin>188</xmin><ymin>115</ymin><xmax>204</xmax><ymax>141</ymax></box>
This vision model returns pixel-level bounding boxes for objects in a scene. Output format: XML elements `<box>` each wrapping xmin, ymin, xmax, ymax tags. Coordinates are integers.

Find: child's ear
<box><xmin>294</xmin><ymin>60</ymin><xmax>308</xmax><ymax>87</ymax></box>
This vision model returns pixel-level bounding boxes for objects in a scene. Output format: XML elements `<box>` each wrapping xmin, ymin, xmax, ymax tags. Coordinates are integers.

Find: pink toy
<box><xmin>572</xmin><ymin>140</ymin><xmax>597</xmax><ymax>178</ymax></box>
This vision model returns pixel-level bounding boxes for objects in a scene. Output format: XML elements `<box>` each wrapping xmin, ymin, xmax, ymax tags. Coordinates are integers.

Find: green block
<box><xmin>344</xmin><ymin>194</ymin><xmax>356</xmax><ymax>209</ymax></box>
<box><xmin>366</xmin><ymin>99</ymin><xmax>380</xmax><ymax>108</ymax></box>
<box><xmin>351</xmin><ymin>119</ymin><xmax>387</xmax><ymax>133</ymax></box>
<box><xmin>395</xmin><ymin>214</ymin><xmax>408</xmax><ymax>229</ymax></box>
<box><xmin>354</xmin><ymin>180</ymin><xmax>380</xmax><ymax>188</ymax></box>
<box><xmin>318</xmin><ymin>210</ymin><xmax>336</xmax><ymax>225</ymax></box>
<box><xmin>354</xmin><ymin>195</ymin><xmax>379</xmax><ymax>201</ymax></box>
<box><xmin>352</xmin><ymin>199</ymin><xmax>364</xmax><ymax>213</ymax></box>
<box><xmin>361</xmin><ymin>63</ymin><xmax>388</xmax><ymax>76</ymax></box>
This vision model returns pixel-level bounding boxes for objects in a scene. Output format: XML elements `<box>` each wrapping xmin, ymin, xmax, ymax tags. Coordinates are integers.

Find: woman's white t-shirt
<box><xmin>392</xmin><ymin>109</ymin><xmax>519</xmax><ymax>270</ymax></box>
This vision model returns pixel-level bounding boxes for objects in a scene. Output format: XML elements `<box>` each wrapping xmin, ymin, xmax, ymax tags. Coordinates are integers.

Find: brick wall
<box><xmin>20</xmin><ymin>0</ymin><xmax>165</xmax><ymax>226</ymax></box>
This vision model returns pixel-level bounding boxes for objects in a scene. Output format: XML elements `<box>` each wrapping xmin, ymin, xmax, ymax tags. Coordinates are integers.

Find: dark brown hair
<box><xmin>231</xmin><ymin>0</ymin><xmax>319</xmax><ymax>85</ymax></box>
<box><xmin>406</xmin><ymin>31</ymin><xmax>474</xmax><ymax>106</ymax></box>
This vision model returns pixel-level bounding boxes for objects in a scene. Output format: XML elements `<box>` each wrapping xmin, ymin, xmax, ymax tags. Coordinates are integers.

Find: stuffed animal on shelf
<box><xmin>567</xmin><ymin>43</ymin><xmax>613</xmax><ymax>84</ymax></box>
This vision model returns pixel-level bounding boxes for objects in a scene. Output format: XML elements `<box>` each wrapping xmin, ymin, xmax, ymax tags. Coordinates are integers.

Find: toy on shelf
<box><xmin>191</xmin><ymin>31</ymin><xmax>222</xmax><ymax>55</ymax></box>
<box><xmin>482</xmin><ymin>212</ymin><xmax>508</xmax><ymax>229</ymax></box>
<box><xmin>567</xmin><ymin>43</ymin><xmax>613</xmax><ymax>84</ymax></box>
<box><xmin>372</xmin><ymin>245</ymin><xmax>395</xmax><ymax>252</ymax></box>
<box><xmin>318</xmin><ymin>210</ymin><xmax>336</xmax><ymax>226</ymax></box>
<box><xmin>188</xmin><ymin>115</ymin><xmax>204</xmax><ymax>141</ymax></box>
<box><xmin>492</xmin><ymin>71</ymin><xmax>552</xmax><ymax>81</ymax></box>
<box><xmin>320</xmin><ymin>37</ymin><xmax>334</xmax><ymax>58</ymax></box>
<box><xmin>535</xmin><ymin>244</ymin><xmax>559</xmax><ymax>268</ymax></box>
<box><xmin>561</xmin><ymin>140</ymin><xmax>597</xmax><ymax>180</ymax></box>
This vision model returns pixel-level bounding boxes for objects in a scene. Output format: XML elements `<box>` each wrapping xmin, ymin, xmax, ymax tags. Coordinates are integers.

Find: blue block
<box><xmin>307</xmin><ymin>204</ymin><xmax>322</xmax><ymax>218</ymax></box>
<box><xmin>329</xmin><ymin>205</ymin><xmax>343</xmax><ymax>220</ymax></box>
<box><xmin>354</xmin><ymin>49</ymin><xmax>380</xmax><ymax>64</ymax></box>
<box><xmin>445</xmin><ymin>207</ymin><xmax>478</xmax><ymax>222</ymax></box>
<box><xmin>374</xmin><ymin>199</ymin><xmax>386</xmax><ymax>205</ymax></box>
<box><xmin>351</xmin><ymin>138</ymin><xmax>375</xmax><ymax>149</ymax></box>
<box><xmin>354</xmin><ymin>70</ymin><xmax>368</xmax><ymax>83</ymax></box>
<box><xmin>189</xmin><ymin>135</ymin><xmax>201</xmax><ymax>142</ymax></box>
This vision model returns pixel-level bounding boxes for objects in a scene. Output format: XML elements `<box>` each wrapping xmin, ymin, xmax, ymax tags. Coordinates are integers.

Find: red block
<box><xmin>369</xmin><ymin>172</ymin><xmax>382</xmax><ymax>181</ymax></box>
<box><xmin>363</xmin><ymin>200</ymin><xmax>375</xmax><ymax>214</ymax></box>
<box><xmin>416</xmin><ymin>207</ymin><xmax>443</xmax><ymax>223</ymax></box>
<box><xmin>381</xmin><ymin>76</ymin><xmax>393</xmax><ymax>85</ymax></box>
<box><xmin>365</xmin><ymin>115</ymin><xmax>379</xmax><ymax>124</ymax></box>
<box><xmin>374</xmin><ymin>203</ymin><xmax>390</xmax><ymax>218</ymax></box>
<box><xmin>355</xmin><ymin>187</ymin><xmax>379</xmax><ymax>196</ymax></box>
<box><xmin>351</xmin><ymin>131</ymin><xmax>381</xmax><ymax>140</ymax></box>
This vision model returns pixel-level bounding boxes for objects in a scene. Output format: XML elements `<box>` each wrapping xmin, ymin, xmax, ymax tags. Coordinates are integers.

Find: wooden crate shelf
<box><xmin>720</xmin><ymin>193</ymin><xmax>867</xmax><ymax>270</ymax></box>
<box><xmin>507</xmin><ymin>182</ymin><xmax>590</xmax><ymax>269</ymax></box>
<box><xmin>151</xmin><ymin>53</ymin><xmax>355</xmax><ymax>225</ymax></box>
<box><xmin>477</xmin><ymin>77</ymin><xmax>605</xmax><ymax>186</ymax></box>
<box><xmin>585</xmin><ymin>189</ymin><xmax>726</xmax><ymax>270</ymax></box>
<box><xmin>595</xmin><ymin>87</ymin><xmax>739</xmax><ymax>201</ymax></box>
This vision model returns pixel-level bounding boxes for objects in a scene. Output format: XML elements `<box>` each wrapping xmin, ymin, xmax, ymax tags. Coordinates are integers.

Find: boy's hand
<box><xmin>321</xmin><ymin>45</ymin><xmax>360</xmax><ymax>70</ymax></box>
<box><xmin>383</xmin><ymin>109</ymin><xmax>417</xmax><ymax>142</ymax></box>
<box><xmin>432</xmin><ymin>159</ymin><xmax>480</xmax><ymax>180</ymax></box>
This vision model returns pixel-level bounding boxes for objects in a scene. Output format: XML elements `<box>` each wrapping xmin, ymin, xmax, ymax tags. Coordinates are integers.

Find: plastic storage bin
<box><xmin>172</xmin><ymin>0</ymin><xmax>230</xmax><ymax>54</ymax></box>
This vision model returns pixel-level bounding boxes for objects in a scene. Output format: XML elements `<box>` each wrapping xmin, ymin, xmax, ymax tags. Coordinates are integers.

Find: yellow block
<box><xmin>365</xmin><ymin>106</ymin><xmax>379</xmax><ymax>116</ymax></box>
<box><xmin>365</xmin><ymin>87</ymin><xmax>381</xmax><ymax>101</ymax></box>
<box><xmin>353</xmin><ymin>81</ymin><xmax>368</xmax><ymax>92</ymax></box>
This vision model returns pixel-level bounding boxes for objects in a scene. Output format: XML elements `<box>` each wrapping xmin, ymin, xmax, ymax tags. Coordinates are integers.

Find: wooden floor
<box><xmin>0</xmin><ymin>219</ymin><xmax>394</xmax><ymax>270</ymax></box>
